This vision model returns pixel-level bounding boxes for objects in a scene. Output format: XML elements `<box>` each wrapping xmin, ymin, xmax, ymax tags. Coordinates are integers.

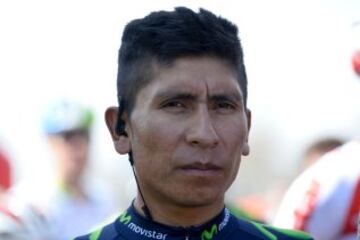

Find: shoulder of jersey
<box><xmin>72</xmin><ymin>222</ymin><xmax>119</xmax><ymax>240</ymax></box>
<box><xmin>235</xmin><ymin>217</ymin><xmax>314</xmax><ymax>240</ymax></box>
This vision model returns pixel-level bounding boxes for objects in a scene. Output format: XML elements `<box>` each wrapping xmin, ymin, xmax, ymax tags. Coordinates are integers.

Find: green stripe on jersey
<box><xmin>251</xmin><ymin>222</ymin><xmax>277</xmax><ymax>240</ymax></box>
<box><xmin>265</xmin><ymin>225</ymin><xmax>312</xmax><ymax>239</ymax></box>
<box><xmin>89</xmin><ymin>227</ymin><xmax>103</xmax><ymax>240</ymax></box>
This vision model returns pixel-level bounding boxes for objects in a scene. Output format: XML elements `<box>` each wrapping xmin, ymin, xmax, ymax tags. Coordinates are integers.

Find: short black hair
<box><xmin>116</xmin><ymin>7</ymin><xmax>248</xmax><ymax>133</ymax></box>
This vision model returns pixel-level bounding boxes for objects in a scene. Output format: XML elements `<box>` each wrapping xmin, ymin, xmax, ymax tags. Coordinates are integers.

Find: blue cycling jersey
<box><xmin>74</xmin><ymin>204</ymin><xmax>313</xmax><ymax>240</ymax></box>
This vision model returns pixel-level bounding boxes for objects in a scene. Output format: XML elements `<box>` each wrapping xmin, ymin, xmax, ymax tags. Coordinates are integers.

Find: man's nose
<box><xmin>185</xmin><ymin>107</ymin><xmax>220</xmax><ymax>148</ymax></box>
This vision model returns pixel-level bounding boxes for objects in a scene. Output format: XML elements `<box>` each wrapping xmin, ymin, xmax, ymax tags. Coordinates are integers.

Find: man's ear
<box><xmin>105</xmin><ymin>107</ymin><xmax>131</xmax><ymax>154</ymax></box>
<box><xmin>242</xmin><ymin>109</ymin><xmax>251</xmax><ymax>156</ymax></box>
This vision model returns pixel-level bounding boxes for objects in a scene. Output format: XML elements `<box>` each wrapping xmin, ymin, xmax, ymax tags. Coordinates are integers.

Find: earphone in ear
<box><xmin>115</xmin><ymin>114</ymin><xmax>133</xmax><ymax>165</ymax></box>
<box><xmin>115</xmin><ymin>97</ymin><xmax>128</xmax><ymax>137</ymax></box>
<box><xmin>116</xmin><ymin>118</ymin><xmax>128</xmax><ymax>137</ymax></box>
<box><xmin>115</xmin><ymin>98</ymin><xmax>133</xmax><ymax>166</ymax></box>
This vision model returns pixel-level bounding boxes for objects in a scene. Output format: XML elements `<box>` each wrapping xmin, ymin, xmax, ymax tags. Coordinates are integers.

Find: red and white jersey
<box><xmin>273</xmin><ymin>140</ymin><xmax>360</xmax><ymax>240</ymax></box>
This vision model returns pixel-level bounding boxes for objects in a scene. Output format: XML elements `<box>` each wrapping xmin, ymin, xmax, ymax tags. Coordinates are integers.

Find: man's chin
<box><xmin>170</xmin><ymin>189</ymin><xmax>224</xmax><ymax>208</ymax></box>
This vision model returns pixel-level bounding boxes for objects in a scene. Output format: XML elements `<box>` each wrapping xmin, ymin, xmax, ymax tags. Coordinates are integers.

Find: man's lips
<box><xmin>178</xmin><ymin>163</ymin><xmax>222</xmax><ymax>177</ymax></box>
<box><xmin>181</xmin><ymin>162</ymin><xmax>221</xmax><ymax>170</ymax></box>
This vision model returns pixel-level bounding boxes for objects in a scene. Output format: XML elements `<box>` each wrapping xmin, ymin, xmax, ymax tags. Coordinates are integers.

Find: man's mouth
<box><xmin>179</xmin><ymin>163</ymin><xmax>222</xmax><ymax>177</ymax></box>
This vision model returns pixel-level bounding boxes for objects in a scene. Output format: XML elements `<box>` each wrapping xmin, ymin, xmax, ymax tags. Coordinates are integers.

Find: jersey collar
<box><xmin>114</xmin><ymin>204</ymin><xmax>235</xmax><ymax>240</ymax></box>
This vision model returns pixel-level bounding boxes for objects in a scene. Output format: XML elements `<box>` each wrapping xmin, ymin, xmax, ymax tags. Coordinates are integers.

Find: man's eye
<box><xmin>217</xmin><ymin>101</ymin><xmax>235</xmax><ymax>109</ymax></box>
<box><xmin>162</xmin><ymin>101</ymin><xmax>186</xmax><ymax>109</ymax></box>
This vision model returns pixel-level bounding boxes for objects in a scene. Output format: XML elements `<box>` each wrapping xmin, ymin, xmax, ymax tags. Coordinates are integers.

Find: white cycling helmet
<box><xmin>41</xmin><ymin>99</ymin><xmax>94</xmax><ymax>135</ymax></box>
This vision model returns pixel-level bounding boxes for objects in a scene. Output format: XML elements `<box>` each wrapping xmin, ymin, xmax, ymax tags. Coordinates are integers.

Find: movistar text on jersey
<box><xmin>127</xmin><ymin>222</ymin><xmax>167</xmax><ymax>240</ymax></box>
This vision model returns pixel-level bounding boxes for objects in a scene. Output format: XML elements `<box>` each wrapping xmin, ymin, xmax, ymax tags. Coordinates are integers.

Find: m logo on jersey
<box><xmin>119</xmin><ymin>212</ymin><xmax>132</xmax><ymax>225</ymax></box>
<box><xmin>201</xmin><ymin>224</ymin><xmax>218</xmax><ymax>240</ymax></box>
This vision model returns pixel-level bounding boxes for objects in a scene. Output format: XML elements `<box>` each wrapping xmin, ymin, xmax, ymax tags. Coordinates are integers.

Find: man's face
<box><xmin>119</xmin><ymin>56</ymin><xmax>250</xmax><ymax>208</ymax></box>
<box><xmin>49</xmin><ymin>129</ymin><xmax>90</xmax><ymax>183</ymax></box>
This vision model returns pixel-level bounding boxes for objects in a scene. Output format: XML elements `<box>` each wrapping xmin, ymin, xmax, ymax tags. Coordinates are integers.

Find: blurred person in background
<box><xmin>273</xmin><ymin>22</ymin><xmax>360</xmax><ymax>240</ymax></box>
<box><xmin>0</xmin><ymin>147</ymin><xmax>12</xmax><ymax>198</ymax></box>
<box><xmin>273</xmin><ymin>140</ymin><xmax>360</xmax><ymax>240</ymax></box>
<box><xmin>0</xmin><ymin>202</ymin><xmax>53</xmax><ymax>240</ymax></box>
<box><xmin>299</xmin><ymin>137</ymin><xmax>344</xmax><ymax>172</ymax></box>
<box><xmin>228</xmin><ymin>138</ymin><xmax>344</xmax><ymax>225</ymax></box>
<box><xmin>8</xmin><ymin>99</ymin><xmax>116</xmax><ymax>240</ymax></box>
<box><xmin>0</xmin><ymin>145</ymin><xmax>53</xmax><ymax>239</ymax></box>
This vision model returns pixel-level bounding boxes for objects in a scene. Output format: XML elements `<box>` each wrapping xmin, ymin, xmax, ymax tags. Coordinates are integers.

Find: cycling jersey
<box><xmin>9</xmin><ymin>177</ymin><xmax>115</xmax><ymax>240</ymax></box>
<box><xmin>274</xmin><ymin>140</ymin><xmax>360</xmax><ymax>240</ymax></box>
<box><xmin>74</xmin><ymin>204</ymin><xmax>313</xmax><ymax>240</ymax></box>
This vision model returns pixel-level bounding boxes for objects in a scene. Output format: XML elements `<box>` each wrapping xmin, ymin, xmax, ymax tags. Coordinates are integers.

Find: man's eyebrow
<box><xmin>154</xmin><ymin>90</ymin><xmax>243</xmax><ymax>103</ymax></box>
<box><xmin>154</xmin><ymin>91</ymin><xmax>198</xmax><ymax>101</ymax></box>
<box><xmin>210</xmin><ymin>92</ymin><xmax>243</xmax><ymax>103</ymax></box>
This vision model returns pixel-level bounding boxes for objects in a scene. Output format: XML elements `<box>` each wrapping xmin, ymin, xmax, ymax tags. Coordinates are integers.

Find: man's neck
<box><xmin>133</xmin><ymin>195</ymin><xmax>224</xmax><ymax>227</ymax></box>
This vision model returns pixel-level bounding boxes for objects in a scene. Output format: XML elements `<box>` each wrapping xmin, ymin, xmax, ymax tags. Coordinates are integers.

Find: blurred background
<box><xmin>1</xmin><ymin>0</ymin><xmax>360</xmax><ymax>220</ymax></box>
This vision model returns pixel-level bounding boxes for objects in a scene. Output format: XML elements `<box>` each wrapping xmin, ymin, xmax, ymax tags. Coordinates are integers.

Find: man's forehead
<box><xmin>155</xmin><ymin>79</ymin><xmax>242</xmax><ymax>100</ymax></box>
<box><xmin>152</xmin><ymin>56</ymin><xmax>237</xmax><ymax>79</ymax></box>
<box><xmin>133</xmin><ymin>56</ymin><xmax>245</xmax><ymax>104</ymax></box>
